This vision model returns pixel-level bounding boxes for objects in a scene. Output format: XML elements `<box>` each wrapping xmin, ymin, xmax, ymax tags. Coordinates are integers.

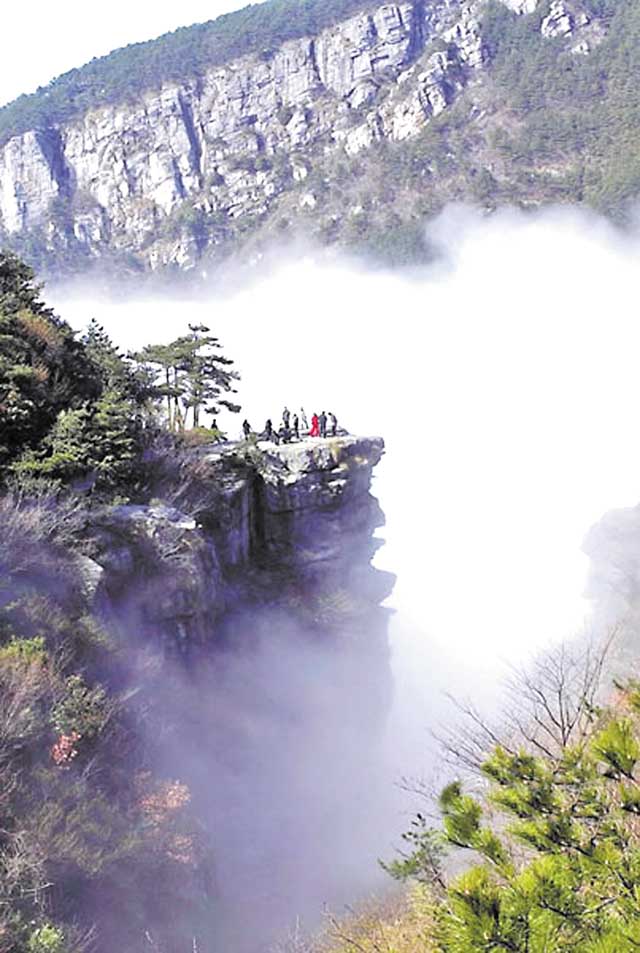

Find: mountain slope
<box><xmin>0</xmin><ymin>0</ymin><xmax>635</xmax><ymax>277</ymax></box>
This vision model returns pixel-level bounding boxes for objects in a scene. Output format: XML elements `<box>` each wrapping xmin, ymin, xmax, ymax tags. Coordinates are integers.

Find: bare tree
<box><xmin>437</xmin><ymin>629</ymin><xmax>618</xmax><ymax>775</ymax></box>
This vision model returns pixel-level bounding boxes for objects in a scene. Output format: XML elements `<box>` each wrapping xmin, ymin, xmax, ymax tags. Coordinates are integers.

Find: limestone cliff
<box><xmin>0</xmin><ymin>0</ymin><xmax>606</xmax><ymax>275</ymax></box>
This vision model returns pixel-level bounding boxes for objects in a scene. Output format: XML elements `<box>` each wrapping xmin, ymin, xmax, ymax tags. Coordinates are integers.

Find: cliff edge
<box><xmin>82</xmin><ymin>434</ymin><xmax>393</xmax><ymax>655</ymax></box>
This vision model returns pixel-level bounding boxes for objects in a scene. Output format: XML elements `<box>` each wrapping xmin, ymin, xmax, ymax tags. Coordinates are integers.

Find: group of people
<box><xmin>242</xmin><ymin>407</ymin><xmax>340</xmax><ymax>444</ymax></box>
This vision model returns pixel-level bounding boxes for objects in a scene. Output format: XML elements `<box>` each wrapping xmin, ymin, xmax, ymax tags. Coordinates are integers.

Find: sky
<box><xmin>0</xmin><ymin>0</ymin><xmax>266</xmax><ymax>108</ymax></box>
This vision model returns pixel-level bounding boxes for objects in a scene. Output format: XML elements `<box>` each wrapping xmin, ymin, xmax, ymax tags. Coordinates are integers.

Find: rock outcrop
<box><xmin>82</xmin><ymin>435</ymin><xmax>392</xmax><ymax>655</ymax></box>
<box><xmin>0</xmin><ymin>0</ymin><xmax>606</xmax><ymax>274</ymax></box>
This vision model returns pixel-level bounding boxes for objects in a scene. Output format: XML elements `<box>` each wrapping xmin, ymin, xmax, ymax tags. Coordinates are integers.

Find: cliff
<box><xmin>89</xmin><ymin>434</ymin><xmax>396</xmax><ymax>949</ymax></box>
<box><xmin>82</xmin><ymin>434</ymin><xmax>393</xmax><ymax>655</ymax></box>
<box><xmin>0</xmin><ymin>0</ymin><xmax>612</xmax><ymax>276</ymax></box>
<box><xmin>0</xmin><ymin>434</ymin><xmax>395</xmax><ymax>952</ymax></box>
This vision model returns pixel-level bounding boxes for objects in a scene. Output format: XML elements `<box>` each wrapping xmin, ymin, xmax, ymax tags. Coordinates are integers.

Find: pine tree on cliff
<box><xmin>132</xmin><ymin>324</ymin><xmax>240</xmax><ymax>432</ymax></box>
<box><xmin>177</xmin><ymin>324</ymin><xmax>240</xmax><ymax>428</ymax></box>
<box><xmin>130</xmin><ymin>341</ymin><xmax>180</xmax><ymax>431</ymax></box>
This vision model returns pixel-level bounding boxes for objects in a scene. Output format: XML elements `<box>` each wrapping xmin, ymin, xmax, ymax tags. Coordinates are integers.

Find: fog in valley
<box><xmin>51</xmin><ymin>205</ymin><xmax>640</xmax><ymax>947</ymax></box>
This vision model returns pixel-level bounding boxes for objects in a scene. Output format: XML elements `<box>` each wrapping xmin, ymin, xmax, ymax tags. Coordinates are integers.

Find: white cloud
<box><xmin>53</xmin><ymin>204</ymin><xmax>640</xmax><ymax>768</ymax></box>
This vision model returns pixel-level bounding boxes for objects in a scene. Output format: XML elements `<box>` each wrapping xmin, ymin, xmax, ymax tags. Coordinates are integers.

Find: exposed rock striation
<box><xmin>0</xmin><ymin>0</ymin><xmax>604</xmax><ymax>273</ymax></box>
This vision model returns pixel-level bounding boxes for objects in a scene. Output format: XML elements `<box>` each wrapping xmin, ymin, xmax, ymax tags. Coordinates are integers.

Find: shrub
<box><xmin>0</xmin><ymin>636</ymin><xmax>47</xmax><ymax>666</ymax></box>
<box><xmin>177</xmin><ymin>425</ymin><xmax>225</xmax><ymax>448</ymax></box>
<box><xmin>0</xmin><ymin>488</ymin><xmax>86</xmax><ymax>579</ymax></box>
<box><xmin>28</xmin><ymin>924</ymin><xmax>66</xmax><ymax>953</ymax></box>
<box><xmin>392</xmin><ymin>681</ymin><xmax>640</xmax><ymax>952</ymax></box>
<box><xmin>50</xmin><ymin>675</ymin><xmax>110</xmax><ymax>740</ymax></box>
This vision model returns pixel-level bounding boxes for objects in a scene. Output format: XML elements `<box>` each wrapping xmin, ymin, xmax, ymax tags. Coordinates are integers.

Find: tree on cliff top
<box><xmin>0</xmin><ymin>251</ymin><xmax>243</xmax><ymax>491</ymax></box>
<box><xmin>133</xmin><ymin>323</ymin><xmax>240</xmax><ymax>432</ymax></box>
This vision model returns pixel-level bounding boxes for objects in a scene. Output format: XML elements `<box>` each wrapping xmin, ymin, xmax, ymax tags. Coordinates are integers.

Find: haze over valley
<box><xmin>4</xmin><ymin>0</ymin><xmax>640</xmax><ymax>950</ymax></box>
<box><xmin>54</xmin><ymin>203</ymin><xmax>640</xmax><ymax>755</ymax></box>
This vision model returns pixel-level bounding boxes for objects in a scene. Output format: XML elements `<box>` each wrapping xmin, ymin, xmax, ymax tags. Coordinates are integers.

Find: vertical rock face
<box><xmin>84</xmin><ymin>435</ymin><xmax>392</xmax><ymax>652</ymax></box>
<box><xmin>0</xmin><ymin>131</ymin><xmax>61</xmax><ymax>232</ymax></box>
<box><xmin>76</xmin><ymin>438</ymin><xmax>395</xmax><ymax>951</ymax></box>
<box><xmin>0</xmin><ymin>0</ymin><xmax>610</xmax><ymax>274</ymax></box>
<box><xmin>0</xmin><ymin>0</ymin><xmax>606</xmax><ymax>273</ymax></box>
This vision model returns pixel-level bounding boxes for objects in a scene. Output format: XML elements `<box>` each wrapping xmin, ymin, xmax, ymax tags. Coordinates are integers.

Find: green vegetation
<box><xmin>0</xmin><ymin>0</ymin><xmax>377</xmax><ymax>147</ymax></box>
<box><xmin>0</xmin><ymin>252</ymin><xmax>240</xmax><ymax>492</ymax></box>
<box><xmin>0</xmin><ymin>252</ymin><xmax>239</xmax><ymax>951</ymax></box>
<box><xmin>0</xmin><ymin>253</ymin><xmax>98</xmax><ymax>467</ymax></box>
<box><xmin>477</xmin><ymin>0</ymin><xmax>640</xmax><ymax>217</ymax></box>
<box><xmin>0</xmin><ymin>532</ymin><xmax>212</xmax><ymax>952</ymax></box>
<box><xmin>316</xmin><ymin>661</ymin><xmax>640</xmax><ymax>953</ymax></box>
<box><xmin>133</xmin><ymin>323</ymin><xmax>240</xmax><ymax>433</ymax></box>
<box><xmin>328</xmin><ymin>632</ymin><xmax>640</xmax><ymax>953</ymax></box>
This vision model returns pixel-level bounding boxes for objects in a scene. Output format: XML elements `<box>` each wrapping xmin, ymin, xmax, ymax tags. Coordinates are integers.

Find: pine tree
<box><xmin>132</xmin><ymin>324</ymin><xmax>240</xmax><ymax>432</ymax></box>
<box><xmin>394</xmin><ymin>684</ymin><xmax>640</xmax><ymax>952</ymax></box>
<box><xmin>88</xmin><ymin>387</ymin><xmax>142</xmax><ymax>490</ymax></box>
<box><xmin>177</xmin><ymin>324</ymin><xmax>241</xmax><ymax>428</ymax></box>
<box><xmin>83</xmin><ymin>318</ymin><xmax>154</xmax><ymax>404</ymax></box>
<box><xmin>0</xmin><ymin>253</ymin><xmax>98</xmax><ymax>469</ymax></box>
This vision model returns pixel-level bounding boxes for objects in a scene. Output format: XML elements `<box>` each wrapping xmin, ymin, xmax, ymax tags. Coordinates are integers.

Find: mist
<box><xmin>51</xmin><ymin>204</ymin><xmax>640</xmax><ymax>945</ymax></box>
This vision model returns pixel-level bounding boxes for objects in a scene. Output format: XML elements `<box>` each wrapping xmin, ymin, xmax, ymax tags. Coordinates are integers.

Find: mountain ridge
<box><xmin>0</xmin><ymin>0</ymin><xmax>383</xmax><ymax>146</ymax></box>
<box><xmin>0</xmin><ymin>0</ymin><xmax>635</xmax><ymax>278</ymax></box>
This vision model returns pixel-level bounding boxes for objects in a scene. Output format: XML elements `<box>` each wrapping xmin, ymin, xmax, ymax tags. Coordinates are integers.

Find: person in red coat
<box><xmin>310</xmin><ymin>413</ymin><xmax>320</xmax><ymax>437</ymax></box>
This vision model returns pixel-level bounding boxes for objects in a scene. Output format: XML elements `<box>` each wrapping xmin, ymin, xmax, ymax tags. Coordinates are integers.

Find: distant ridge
<box><xmin>0</xmin><ymin>0</ymin><xmax>375</xmax><ymax>146</ymax></box>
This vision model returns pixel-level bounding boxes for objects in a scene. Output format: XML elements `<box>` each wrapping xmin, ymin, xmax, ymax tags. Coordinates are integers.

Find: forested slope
<box><xmin>1</xmin><ymin>0</ymin><xmax>640</xmax><ymax>277</ymax></box>
<box><xmin>0</xmin><ymin>0</ymin><xmax>377</xmax><ymax>146</ymax></box>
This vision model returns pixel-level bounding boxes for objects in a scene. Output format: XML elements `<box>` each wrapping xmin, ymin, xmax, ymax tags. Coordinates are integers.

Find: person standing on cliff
<box><xmin>242</xmin><ymin>419</ymin><xmax>252</xmax><ymax>440</ymax></box>
<box><xmin>300</xmin><ymin>408</ymin><xmax>309</xmax><ymax>432</ymax></box>
<box><xmin>264</xmin><ymin>419</ymin><xmax>274</xmax><ymax>441</ymax></box>
<box><xmin>282</xmin><ymin>407</ymin><xmax>291</xmax><ymax>429</ymax></box>
<box><xmin>292</xmin><ymin>414</ymin><xmax>300</xmax><ymax>440</ymax></box>
<box><xmin>329</xmin><ymin>412</ymin><xmax>338</xmax><ymax>437</ymax></box>
<box><xmin>319</xmin><ymin>411</ymin><xmax>328</xmax><ymax>438</ymax></box>
<box><xmin>310</xmin><ymin>413</ymin><xmax>320</xmax><ymax>437</ymax></box>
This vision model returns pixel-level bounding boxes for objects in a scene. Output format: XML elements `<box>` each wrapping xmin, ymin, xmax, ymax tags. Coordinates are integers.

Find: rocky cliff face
<box><xmin>10</xmin><ymin>436</ymin><xmax>395</xmax><ymax>951</ymax></box>
<box><xmin>81</xmin><ymin>435</ymin><xmax>396</xmax><ymax>950</ymax></box>
<box><xmin>0</xmin><ymin>0</ymin><xmax>604</xmax><ymax>274</ymax></box>
<box><xmin>82</xmin><ymin>435</ymin><xmax>392</xmax><ymax>656</ymax></box>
